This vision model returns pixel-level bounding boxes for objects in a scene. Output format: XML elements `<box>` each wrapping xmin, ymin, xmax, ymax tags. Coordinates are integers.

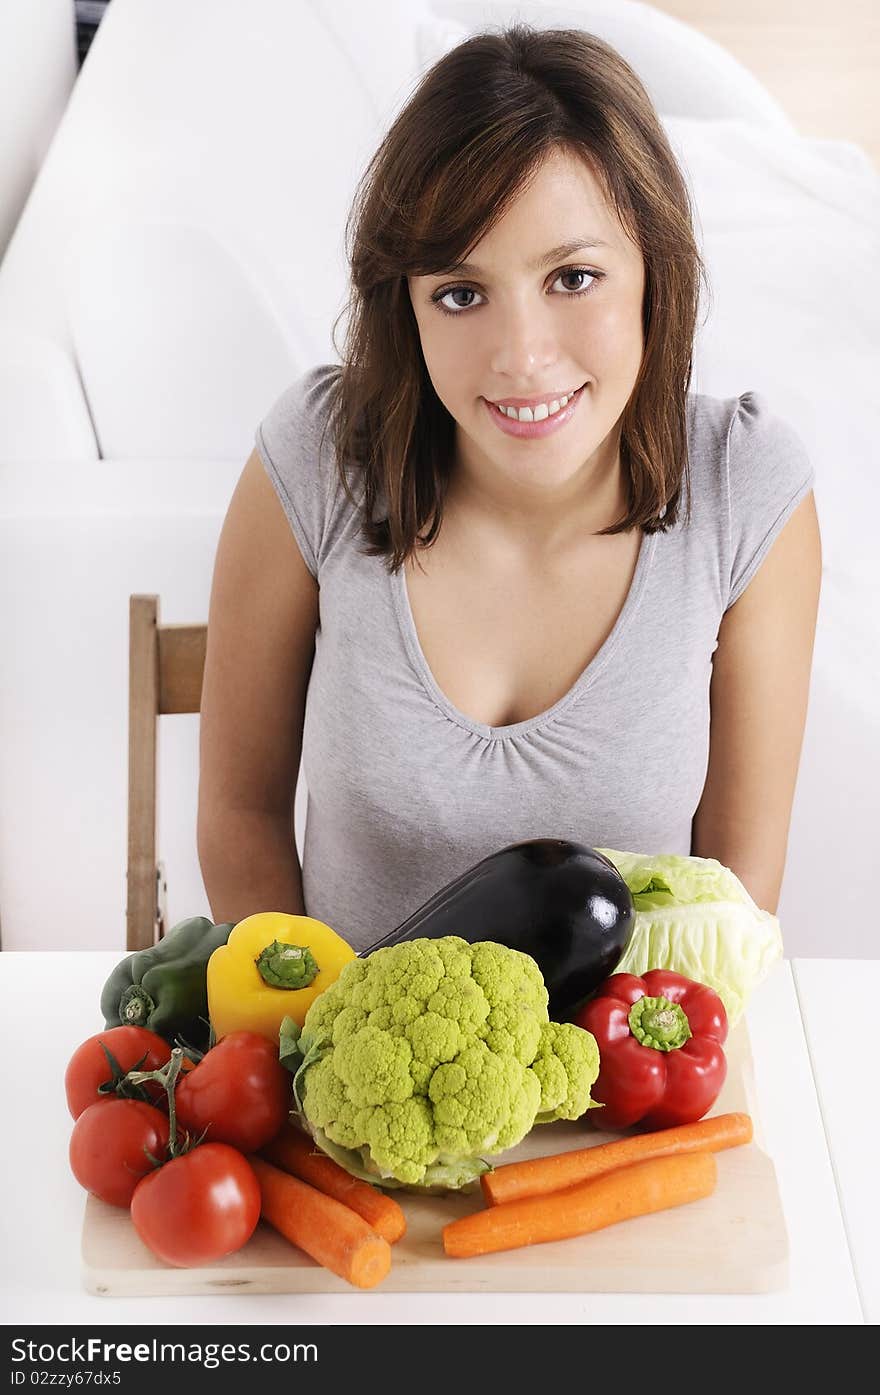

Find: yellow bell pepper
<box><xmin>207</xmin><ymin>911</ymin><xmax>356</xmax><ymax>1043</ymax></box>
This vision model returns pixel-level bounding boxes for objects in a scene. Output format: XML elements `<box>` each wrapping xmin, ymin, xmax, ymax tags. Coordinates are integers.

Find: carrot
<box><xmin>444</xmin><ymin>1151</ymin><xmax>717</xmax><ymax>1258</ymax></box>
<box><xmin>481</xmin><ymin>1111</ymin><xmax>753</xmax><ymax>1206</ymax></box>
<box><xmin>249</xmin><ymin>1155</ymin><xmax>392</xmax><ymax>1289</ymax></box>
<box><xmin>260</xmin><ymin>1123</ymin><xmax>406</xmax><ymax>1243</ymax></box>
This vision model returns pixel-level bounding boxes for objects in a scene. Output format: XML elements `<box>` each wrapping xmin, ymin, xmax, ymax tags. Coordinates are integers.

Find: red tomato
<box><xmin>130</xmin><ymin>1143</ymin><xmax>260</xmax><ymax>1266</ymax></box>
<box><xmin>175</xmin><ymin>1031</ymin><xmax>291</xmax><ymax>1152</ymax></box>
<box><xmin>69</xmin><ymin>1099</ymin><xmax>170</xmax><ymax>1207</ymax></box>
<box><xmin>65</xmin><ymin>1027</ymin><xmax>172</xmax><ymax>1119</ymax></box>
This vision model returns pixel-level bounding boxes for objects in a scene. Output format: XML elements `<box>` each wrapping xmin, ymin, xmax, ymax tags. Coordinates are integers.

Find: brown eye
<box><xmin>553</xmin><ymin>268</ymin><xmax>600</xmax><ymax>295</ymax></box>
<box><xmin>432</xmin><ymin>286</ymin><xmax>485</xmax><ymax>316</ymax></box>
<box><xmin>430</xmin><ymin>266</ymin><xmax>603</xmax><ymax>319</ymax></box>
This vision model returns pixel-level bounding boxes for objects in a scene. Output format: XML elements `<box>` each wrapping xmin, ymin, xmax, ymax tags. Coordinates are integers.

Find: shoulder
<box><xmin>253</xmin><ymin>363</ymin><xmax>348</xmax><ymax>579</ymax></box>
<box><xmin>256</xmin><ymin>362</ymin><xmax>342</xmax><ymax>473</ymax></box>
<box><xmin>725</xmin><ymin>389</ymin><xmax>813</xmax><ymax>489</ymax></box>
<box><xmin>688</xmin><ymin>387</ymin><xmax>814</xmax><ymax>494</ymax></box>
<box><xmin>686</xmin><ymin>388</ymin><xmax>816</xmax><ymax>610</ymax></box>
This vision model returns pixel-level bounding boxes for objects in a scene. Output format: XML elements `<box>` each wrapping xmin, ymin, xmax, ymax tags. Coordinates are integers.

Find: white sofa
<box><xmin>1</xmin><ymin>0</ymin><xmax>877</xmax><ymax>955</ymax></box>
<box><xmin>0</xmin><ymin>0</ymin><xmax>78</xmax><ymax>263</ymax></box>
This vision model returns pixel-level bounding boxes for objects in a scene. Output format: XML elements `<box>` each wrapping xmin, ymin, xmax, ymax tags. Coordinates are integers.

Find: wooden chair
<box><xmin>127</xmin><ymin>595</ymin><xmax>207</xmax><ymax>950</ymax></box>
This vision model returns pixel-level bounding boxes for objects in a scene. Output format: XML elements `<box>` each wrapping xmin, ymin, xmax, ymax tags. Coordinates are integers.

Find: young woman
<box><xmin>197</xmin><ymin>26</ymin><xmax>821</xmax><ymax>950</ymax></box>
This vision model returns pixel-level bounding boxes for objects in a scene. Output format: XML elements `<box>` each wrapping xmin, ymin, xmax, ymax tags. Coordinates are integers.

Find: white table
<box><xmin>792</xmin><ymin>959</ymin><xmax>879</xmax><ymax>1324</ymax></box>
<box><xmin>0</xmin><ymin>952</ymin><xmax>865</xmax><ymax>1325</ymax></box>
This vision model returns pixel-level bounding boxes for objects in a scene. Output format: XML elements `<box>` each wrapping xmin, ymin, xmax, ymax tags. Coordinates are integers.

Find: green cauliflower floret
<box><xmin>287</xmin><ymin>937</ymin><xmax>600</xmax><ymax>1191</ymax></box>
<box><xmin>532</xmin><ymin>1020</ymin><xmax>602</xmax><ymax>1123</ymax></box>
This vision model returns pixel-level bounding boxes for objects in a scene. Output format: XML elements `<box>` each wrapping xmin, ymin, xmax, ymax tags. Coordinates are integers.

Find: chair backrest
<box><xmin>127</xmin><ymin>595</ymin><xmax>206</xmax><ymax>950</ymax></box>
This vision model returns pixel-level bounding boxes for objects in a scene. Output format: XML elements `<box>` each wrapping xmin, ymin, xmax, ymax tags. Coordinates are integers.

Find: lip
<box><xmin>483</xmin><ymin>383</ymin><xmax>587</xmax><ymax>439</ymax></box>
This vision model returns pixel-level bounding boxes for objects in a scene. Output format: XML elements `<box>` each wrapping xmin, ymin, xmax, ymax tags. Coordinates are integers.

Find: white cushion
<box><xmin>664</xmin><ymin>115</ymin><xmax>880</xmax><ymax>580</ymax></box>
<box><xmin>64</xmin><ymin>219</ymin><xmax>300</xmax><ymax>460</ymax></box>
<box><xmin>0</xmin><ymin>0</ymin><xmax>380</xmax><ymax>443</ymax></box>
<box><xmin>420</xmin><ymin>0</ymin><xmax>796</xmax><ymax>128</ymax></box>
<box><xmin>0</xmin><ymin>333</ymin><xmax>98</xmax><ymax>461</ymax></box>
<box><xmin>0</xmin><ymin>0</ymin><xmax>77</xmax><ymax>259</ymax></box>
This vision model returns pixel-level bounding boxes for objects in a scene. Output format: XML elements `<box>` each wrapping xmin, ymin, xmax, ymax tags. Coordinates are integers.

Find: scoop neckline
<box><xmin>391</xmin><ymin>526</ymin><xmax>657</xmax><ymax>742</ymax></box>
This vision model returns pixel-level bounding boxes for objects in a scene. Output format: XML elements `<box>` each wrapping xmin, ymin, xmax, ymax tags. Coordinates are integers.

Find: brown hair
<box><xmin>322</xmin><ymin>23</ymin><xmax>709</xmax><ymax>572</ymax></box>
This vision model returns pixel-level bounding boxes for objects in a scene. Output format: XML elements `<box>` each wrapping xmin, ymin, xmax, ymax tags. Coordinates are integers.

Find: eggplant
<box><xmin>360</xmin><ymin>839</ymin><xmax>634</xmax><ymax>1020</ymax></box>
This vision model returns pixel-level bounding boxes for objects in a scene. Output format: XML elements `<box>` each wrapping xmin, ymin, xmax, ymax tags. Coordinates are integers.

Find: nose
<box><xmin>488</xmin><ymin>298</ymin><xmax>557</xmax><ymax>383</ymax></box>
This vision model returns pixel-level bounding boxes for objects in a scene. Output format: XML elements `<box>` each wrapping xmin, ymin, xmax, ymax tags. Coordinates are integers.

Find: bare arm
<box><xmin>197</xmin><ymin>447</ymin><xmax>319</xmax><ymax>924</ymax></box>
<box><xmin>691</xmin><ymin>491</ymin><xmax>822</xmax><ymax>913</ymax></box>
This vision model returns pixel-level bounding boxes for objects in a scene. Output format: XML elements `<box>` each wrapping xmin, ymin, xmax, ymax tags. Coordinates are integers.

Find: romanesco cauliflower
<box><xmin>281</xmin><ymin>936</ymin><xmax>600</xmax><ymax>1190</ymax></box>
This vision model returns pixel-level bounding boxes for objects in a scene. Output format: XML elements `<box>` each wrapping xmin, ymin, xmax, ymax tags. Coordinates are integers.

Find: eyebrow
<box><xmin>432</xmin><ymin>238</ymin><xmax>611</xmax><ymax>278</ymax></box>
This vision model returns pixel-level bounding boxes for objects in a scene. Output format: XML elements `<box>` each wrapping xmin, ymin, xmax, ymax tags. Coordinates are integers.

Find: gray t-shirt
<box><xmin>255</xmin><ymin>364</ymin><xmax>815</xmax><ymax>951</ymax></box>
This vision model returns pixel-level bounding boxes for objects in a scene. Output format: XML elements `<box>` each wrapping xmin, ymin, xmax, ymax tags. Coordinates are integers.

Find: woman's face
<box><xmin>407</xmin><ymin>147</ymin><xmax>645</xmax><ymax>501</ymax></box>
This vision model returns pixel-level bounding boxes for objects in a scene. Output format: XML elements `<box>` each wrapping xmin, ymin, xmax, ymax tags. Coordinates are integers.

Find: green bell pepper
<box><xmin>100</xmin><ymin>916</ymin><xmax>234</xmax><ymax>1047</ymax></box>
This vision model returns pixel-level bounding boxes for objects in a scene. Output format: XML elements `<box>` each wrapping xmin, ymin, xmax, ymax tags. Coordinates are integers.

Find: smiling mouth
<box><xmin>488</xmin><ymin>383</ymin><xmax>587</xmax><ymax>423</ymax></box>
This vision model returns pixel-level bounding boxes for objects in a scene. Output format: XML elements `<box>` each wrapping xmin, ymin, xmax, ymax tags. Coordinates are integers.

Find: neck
<box><xmin>445</xmin><ymin>425</ymin><xmax>629</xmax><ymax>554</ymax></box>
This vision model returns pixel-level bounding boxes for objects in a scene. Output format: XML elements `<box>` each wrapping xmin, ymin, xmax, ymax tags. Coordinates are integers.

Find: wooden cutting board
<box><xmin>81</xmin><ymin>1019</ymin><xmax>788</xmax><ymax>1295</ymax></box>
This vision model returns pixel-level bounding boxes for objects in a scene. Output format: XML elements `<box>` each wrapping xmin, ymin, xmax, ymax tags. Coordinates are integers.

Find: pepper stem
<box><xmin>255</xmin><ymin>940</ymin><xmax>319</xmax><ymax>990</ymax></box>
<box><xmin>628</xmin><ymin>995</ymin><xmax>692</xmax><ymax>1052</ymax></box>
<box><xmin>118</xmin><ymin>984</ymin><xmax>155</xmax><ymax>1027</ymax></box>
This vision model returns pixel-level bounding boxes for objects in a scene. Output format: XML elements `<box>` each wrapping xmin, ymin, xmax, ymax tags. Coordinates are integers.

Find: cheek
<box><xmin>421</xmin><ymin>352</ymin><xmax>457</xmax><ymax>409</ymax></box>
<box><xmin>413</xmin><ymin>312</ymin><xmax>458</xmax><ymax>383</ymax></box>
<box><xmin>412</xmin><ymin>341</ymin><xmax>462</xmax><ymax>420</ymax></box>
<box><xmin>576</xmin><ymin>301</ymin><xmax>643</xmax><ymax>364</ymax></box>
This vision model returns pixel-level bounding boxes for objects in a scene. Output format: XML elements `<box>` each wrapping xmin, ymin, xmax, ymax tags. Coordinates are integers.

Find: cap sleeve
<box><xmin>254</xmin><ymin>363</ymin><xmax>344</xmax><ymax>580</ymax></box>
<box><xmin>724</xmin><ymin>391</ymin><xmax>816</xmax><ymax>610</ymax></box>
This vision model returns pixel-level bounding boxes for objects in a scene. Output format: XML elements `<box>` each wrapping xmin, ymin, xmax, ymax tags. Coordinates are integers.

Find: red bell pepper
<box><xmin>573</xmin><ymin>970</ymin><xmax>728</xmax><ymax>1130</ymax></box>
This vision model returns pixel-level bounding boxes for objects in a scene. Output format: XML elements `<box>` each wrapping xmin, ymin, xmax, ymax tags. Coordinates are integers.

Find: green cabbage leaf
<box><xmin>597</xmin><ymin>849</ymin><xmax>783</xmax><ymax>1025</ymax></box>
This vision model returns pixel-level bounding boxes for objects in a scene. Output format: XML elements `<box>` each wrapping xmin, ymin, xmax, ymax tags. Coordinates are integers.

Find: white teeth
<box><xmin>496</xmin><ymin>389</ymin><xmax>577</xmax><ymax>422</ymax></box>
